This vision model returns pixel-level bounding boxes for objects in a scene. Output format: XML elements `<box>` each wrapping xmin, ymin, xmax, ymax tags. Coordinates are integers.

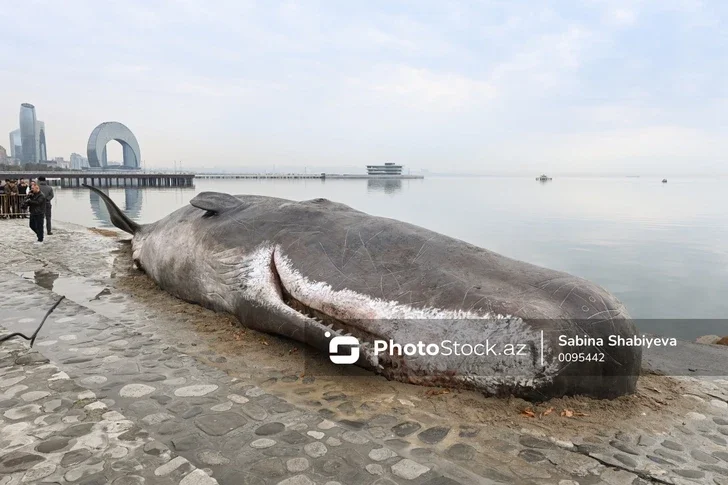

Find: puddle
<box><xmin>17</xmin><ymin>271</ymin><xmax>130</xmax><ymax>318</ymax></box>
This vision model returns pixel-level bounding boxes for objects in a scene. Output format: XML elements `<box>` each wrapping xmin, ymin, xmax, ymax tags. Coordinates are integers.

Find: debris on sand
<box><xmin>696</xmin><ymin>335</ymin><xmax>728</xmax><ymax>346</ymax></box>
<box><xmin>89</xmin><ymin>227</ymin><xmax>120</xmax><ymax>237</ymax></box>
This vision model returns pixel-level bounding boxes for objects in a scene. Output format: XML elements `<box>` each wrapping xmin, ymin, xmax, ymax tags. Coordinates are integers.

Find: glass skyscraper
<box><xmin>16</xmin><ymin>103</ymin><xmax>47</xmax><ymax>163</ymax></box>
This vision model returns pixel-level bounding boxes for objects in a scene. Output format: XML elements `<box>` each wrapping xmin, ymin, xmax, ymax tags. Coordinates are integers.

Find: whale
<box><xmin>85</xmin><ymin>185</ymin><xmax>641</xmax><ymax>400</ymax></box>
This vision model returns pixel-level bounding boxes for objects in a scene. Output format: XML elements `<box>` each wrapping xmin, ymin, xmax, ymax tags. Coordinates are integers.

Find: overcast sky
<box><xmin>1</xmin><ymin>0</ymin><xmax>726</xmax><ymax>174</ymax></box>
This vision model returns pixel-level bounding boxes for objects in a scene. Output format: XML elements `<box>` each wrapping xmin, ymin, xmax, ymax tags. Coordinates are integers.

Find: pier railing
<box><xmin>0</xmin><ymin>194</ymin><xmax>29</xmax><ymax>218</ymax></box>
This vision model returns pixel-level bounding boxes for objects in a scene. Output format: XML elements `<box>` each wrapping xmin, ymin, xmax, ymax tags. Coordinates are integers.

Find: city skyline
<box><xmin>1</xmin><ymin>1</ymin><xmax>727</xmax><ymax>174</ymax></box>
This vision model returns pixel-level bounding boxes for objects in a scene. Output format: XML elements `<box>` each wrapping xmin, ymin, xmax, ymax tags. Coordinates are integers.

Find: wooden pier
<box><xmin>0</xmin><ymin>171</ymin><xmax>195</xmax><ymax>188</ymax></box>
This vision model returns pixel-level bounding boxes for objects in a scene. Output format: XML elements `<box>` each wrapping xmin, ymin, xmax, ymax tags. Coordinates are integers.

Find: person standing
<box><xmin>18</xmin><ymin>179</ymin><xmax>28</xmax><ymax>195</ymax></box>
<box><xmin>23</xmin><ymin>182</ymin><xmax>46</xmax><ymax>244</ymax></box>
<box><xmin>37</xmin><ymin>176</ymin><xmax>54</xmax><ymax>235</ymax></box>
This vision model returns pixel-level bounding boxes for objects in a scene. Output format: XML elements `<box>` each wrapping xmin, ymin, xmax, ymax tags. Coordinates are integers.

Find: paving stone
<box><xmin>241</xmin><ymin>403</ymin><xmax>268</xmax><ymax>421</ymax></box>
<box><xmin>256</xmin><ymin>422</ymin><xmax>286</xmax><ymax>436</ymax></box>
<box><xmin>613</xmin><ymin>453</ymin><xmax>639</xmax><ymax>468</ymax></box>
<box><xmin>180</xmin><ymin>469</ymin><xmax>219</xmax><ymax>485</ymax></box>
<box><xmin>369</xmin><ymin>447</ymin><xmax>398</xmax><ymax>461</ymax></box>
<box><xmin>154</xmin><ymin>456</ymin><xmax>188</xmax><ymax>476</ymax></box>
<box><xmin>182</xmin><ymin>406</ymin><xmax>204</xmax><ymax>419</ymax></box>
<box><xmin>692</xmin><ymin>449</ymin><xmax>720</xmax><ymax>464</ymax></box>
<box><xmin>673</xmin><ymin>469</ymin><xmax>705</xmax><ymax>479</ymax></box>
<box><xmin>158</xmin><ymin>420</ymin><xmax>185</xmax><ymax>435</ymax></box>
<box><xmin>286</xmin><ymin>457</ymin><xmax>310</xmax><ymax>472</ymax></box>
<box><xmin>445</xmin><ymin>443</ymin><xmax>476</xmax><ymax>461</ymax></box>
<box><xmin>518</xmin><ymin>449</ymin><xmax>546</xmax><ymax>463</ymax></box>
<box><xmin>391</xmin><ymin>459</ymin><xmax>430</xmax><ymax>480</ymax></box>
<box><xmin>418</xmin><ymin>426</ymin><xmax>450</xmax><ymax>444</ymax></box>
<box><xmin>716</xmin><ymin>451</ymin><xmax>728</xmax><ymax>463</ymax></box>
<box><xmin>661</xmin><ymin>440</ymin><xmax>685</xmax><ymax>452</ymax></box>
<box><xmin>22</xmin><ymin>462</ymin><xmax>57</xmax><ymax>482</ymax></box>
<box><xmin>637</xmin><ymin>435</ymin><xmax>656</xmax><ymax>447</ymax></box>
<box><xmin>251</xmin><ymin>438</ymin><xmax>277</xmax><ymax>449</ymax></box>
<box><xmin>648</xmin><ymin>455</ymin><xmax>676</xmax><ymax>466</ymax></box>
<box><xmin>304</xmin><ymin>441</ymin><xmax>328</xmax><ymax>458</ymax></box>
<box><xmin>4</xmin><ymin>403</ymin><xmax>42</xmax><ymax>420</ymax></box>
<box><xmin>20</xmin><ymin>391</ymin><xmax>50</xmax><ymax>402</ymax></box>
<box><xmin>61</xmin><ymin>448</ymin><xmax>92</xmax><ymax>467</ymax></box>
<box><xmin>610</xmin><ymin>440</ymin><xmax>640</xmax><ymax>455</ymax></box>
<box><xmin>119</xmin><ymin>383</ymin><xmax>156</xmax><ymax>398</ymax></box>
<box><xmin>392</xmin><ymin>421</ymin><xmax>421</xmax><ymax>437</ymax></box>
<box><xmin>194</xmin><ymin>412</ymin><xmax>247</xmax><ymax>436</ymax></box>
<box><xmin>341</xmin><ymin>430</ymin><xmax>369</xmax><ymax>444</ymax></box>
<box><xmin>519</xmin><ymin>435</ymin><xmax>554</xmax><ymax>449</ymax></box>
<box><xmin>61</xmin><ymin>422</ymin><xmax>95</xmax><ymax>437</ymax></box>
<box><xmin>0</xmin><ymin>451</ymin><xmax>45</xmax><ymax>473</ymax></box>
<box><xmin>653</xmin><ymin>448</ymin><xmax>686</xmax><ymax>463</ymax></box>
<box><xmin>172</xmin><ymin>434</ymin><xmax>204</xmax><ymax>452</ymax></box>
<box><xmin>35</xmin><ymin>436</ymin><xmax>71</xmax><ymax>453</ymax></box>
<box><xmin>708</xmin><ymin>434</ymin><xmax>728</xmax><ymax>446</ymax></box>
<box><xmin>197</xmin><ymin>450</ymin><xmax>230</xmax><ymax>465</ymax></box>
<box><xmin>175</xmin><ymin>385</ymin><xmax>219</xmax><ymax>397</ymax></box>
<box><xmin>210</xmin><ymin>401</ymin><xmax>233</xmax><ymax>411</ymax></box>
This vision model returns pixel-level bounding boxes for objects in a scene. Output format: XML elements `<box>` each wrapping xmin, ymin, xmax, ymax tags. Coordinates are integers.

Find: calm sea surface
<box><xmin>50</xmin><ymin>176</ymin><xmax>728</xmax><ymax>340</ymax></box>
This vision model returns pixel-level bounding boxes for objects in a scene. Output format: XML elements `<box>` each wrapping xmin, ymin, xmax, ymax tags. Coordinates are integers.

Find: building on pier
<box><xmin>366</xmin><ymin>162</ymin><xmax>403</xmax><ymax>176</ymax></box>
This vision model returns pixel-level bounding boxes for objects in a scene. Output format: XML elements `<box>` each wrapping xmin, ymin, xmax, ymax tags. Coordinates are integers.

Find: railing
<box><xmin>0</xmin><ymin>194</ymin><xmax>30</xmax><ymax>218</ymax></box>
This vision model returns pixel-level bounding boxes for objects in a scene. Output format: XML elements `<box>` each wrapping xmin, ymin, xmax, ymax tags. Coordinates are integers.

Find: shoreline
<box><xmin>2</xmin><ymin>219</ymin><xmax>728</xmax><ymax>484</ymax></box>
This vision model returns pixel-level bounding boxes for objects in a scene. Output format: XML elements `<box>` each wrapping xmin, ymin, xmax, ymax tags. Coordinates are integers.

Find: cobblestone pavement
<box><xmin>1</xmin><ymin>220</ymin><xmax>728</xmax><ymax>484</ymax></box>
<box><xmin>0</xmin><ymin>336</ymin><xmax>218</xmax><ymax>485</ymax></box>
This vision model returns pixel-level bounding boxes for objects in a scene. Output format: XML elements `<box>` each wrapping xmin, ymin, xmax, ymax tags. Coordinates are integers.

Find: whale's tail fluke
<box><xmin>82</xmin><ymin>184</ymin><xmax>141</xmax><ymax>235</ymax></box>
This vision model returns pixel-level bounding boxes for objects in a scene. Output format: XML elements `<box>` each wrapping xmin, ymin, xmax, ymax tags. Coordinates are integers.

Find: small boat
<box><xmin>662</xmin><ymin>179</ymin><xmax>667</xmax><ymax>183</ymax></box>
<box><xmin>536</xmin><ymin>174</ymin><xmax>552</xmax><ymax>181</ymax></box>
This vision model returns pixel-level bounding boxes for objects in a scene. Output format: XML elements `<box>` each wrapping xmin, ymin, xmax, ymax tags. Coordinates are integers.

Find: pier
<box><xmin>196</xmin><ymin>173</ymin><xmax>424</xmax><ymax>180</ymax></box>
<box><xmin>0</xmin><ymin>171</ymin><xmax>195</xmax><ymax>188</ymax></box>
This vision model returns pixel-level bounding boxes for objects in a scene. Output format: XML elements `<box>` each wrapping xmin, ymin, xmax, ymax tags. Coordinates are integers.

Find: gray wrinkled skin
<box><xmin>86</xmin><ymin>186</ymin><xmax>641</xmax><ymax>400</ymax></box>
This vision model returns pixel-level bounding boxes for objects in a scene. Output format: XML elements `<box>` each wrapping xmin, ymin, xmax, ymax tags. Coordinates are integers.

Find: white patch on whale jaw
<box><xmin>272</xmin><ymin>246</ymin><xmax>561</xmax><ymax>390</ymax></box>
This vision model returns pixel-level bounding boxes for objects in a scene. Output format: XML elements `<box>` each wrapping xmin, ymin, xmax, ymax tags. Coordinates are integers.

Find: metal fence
<box><xmin>0</xmin><ymin>194</ymin><xmax>29</xmax><ymax>218</ymax></box>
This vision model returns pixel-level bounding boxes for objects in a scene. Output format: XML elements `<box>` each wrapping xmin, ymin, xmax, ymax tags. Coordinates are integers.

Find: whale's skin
<box><xmin>87</xmin><ymin>186</ymin><xmax>641</xmax><ymax>400</ymax></box>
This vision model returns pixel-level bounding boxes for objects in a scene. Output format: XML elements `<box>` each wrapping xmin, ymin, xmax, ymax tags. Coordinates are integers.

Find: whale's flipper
<box><xmin>82</xmin><ymin>184</ymin><xmax>141</xmax><ymax>235</ymax></box>
<box><xmin>190</xmin><ymin>192</ymin><xmax>245</xmax><ymax>215</ymax></box>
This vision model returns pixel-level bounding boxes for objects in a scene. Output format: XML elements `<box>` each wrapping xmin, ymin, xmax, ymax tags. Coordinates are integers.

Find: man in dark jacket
<box><xmin>37</xmin><ymin>176</ymin><xmax>54</xmax><ymax>234</ymax></box>
<box><xmin>18</xmin><ymin>179</ymin><xmax>28</xmax><ymax>195</ymax></box>
<box><xmin>23</xmin><ymin>182</ymin><xmax>46</xmax><ymax>244</ymax></box>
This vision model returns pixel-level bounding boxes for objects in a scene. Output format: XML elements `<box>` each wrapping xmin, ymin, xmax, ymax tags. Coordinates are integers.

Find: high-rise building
<box><xmin>70</xmin><ymin>152</ymin><xmax>89</xmax><ymax>170</ymax></box>
<box><xmin>18</xmin><ymin>103</ymin><xmax>47</xmax><ymax>163</ymax></box>
<box><xmin>0</xmin><ymin>145</ymin><xmax>7</xmax><ymax>162</ymax></box>
<box><xmin>8</xmin><ymin>130</ymin><xmax>21</xmax><ymax>159</ymax></box>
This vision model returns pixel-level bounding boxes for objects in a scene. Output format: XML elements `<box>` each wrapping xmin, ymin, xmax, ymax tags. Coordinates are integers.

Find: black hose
<box><xmin>0</xmin><ymin>296</ymin><xmax>66</xmax><ymax>347</ymax></box>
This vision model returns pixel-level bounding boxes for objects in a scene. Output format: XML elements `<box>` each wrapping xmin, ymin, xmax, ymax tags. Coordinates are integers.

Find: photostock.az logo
<box><xmin>326</xmin><ymin>331</ymin><xmax>359</xmax><ymax>364</ymax></box>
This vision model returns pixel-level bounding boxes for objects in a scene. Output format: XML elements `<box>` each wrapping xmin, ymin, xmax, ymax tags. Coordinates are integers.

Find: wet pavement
<box><xmin>1</xmin><ymin>220</ymin><xmax>728</xmax><ymax>484</ymax></box>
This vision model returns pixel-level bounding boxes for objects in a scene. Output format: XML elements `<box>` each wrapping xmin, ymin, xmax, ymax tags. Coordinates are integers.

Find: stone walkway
<box><xmin>1</xmin><ymin>220</ymin><xmax>728</xmax><ymax>484</ymax></box>
<box><xmin>0</xmin><ymin>336</ymin><xmax>217</xmax><ymax>485</ymax></box>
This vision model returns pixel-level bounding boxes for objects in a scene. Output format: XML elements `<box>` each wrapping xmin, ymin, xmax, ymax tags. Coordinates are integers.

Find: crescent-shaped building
<box><xmin>87</xmin><ymin>122</ymin><xmax>141</xmax><ymax>169</ymax></box>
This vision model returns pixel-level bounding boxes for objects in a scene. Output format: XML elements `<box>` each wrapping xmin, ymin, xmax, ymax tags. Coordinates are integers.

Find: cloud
<box><xmin>347</xmin><ymin>65</ymin><xmax>496</xmax><ymax>112</ymax></box>
<box><xmin>609</xmin><ymin>8</ymin><xmax>638</xmax><ymax>26</ymax></box>
<box><xmin>0</xmin><ymin>0</ymin><xmax>726</xmax><ymax>172</ymax></box>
